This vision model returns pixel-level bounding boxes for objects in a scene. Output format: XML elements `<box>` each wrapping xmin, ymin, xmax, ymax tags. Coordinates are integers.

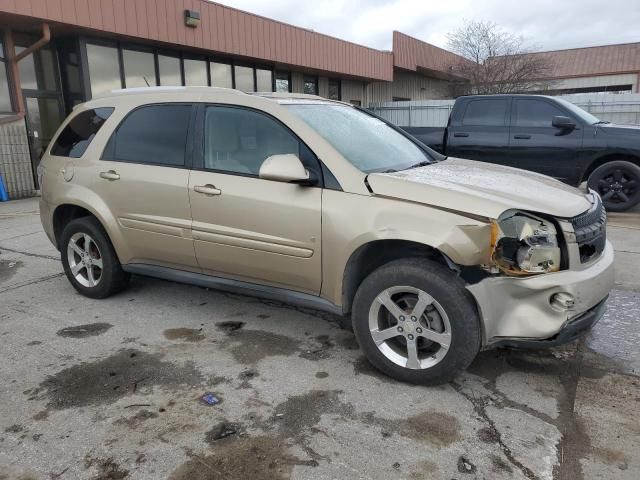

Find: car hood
<box><xmin>367</xmin><ymin>157</ymin><xmax>592</xmax><ymax>219</ymax></box>
<box><xmin>597</xmin><ymin>123</ymin><xmax>640</xmax><ymax>136</ymax></box>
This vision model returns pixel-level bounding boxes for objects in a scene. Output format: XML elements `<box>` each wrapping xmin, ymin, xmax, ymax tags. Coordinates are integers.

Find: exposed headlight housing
<box><xmin>491</xmin><ymin>211</ymin><xmax>561</xmax><ymax>276</ymax></box>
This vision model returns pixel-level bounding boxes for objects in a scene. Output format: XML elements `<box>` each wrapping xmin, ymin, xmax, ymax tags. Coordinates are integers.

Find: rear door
<box><xmin>446</xmin><ymin>97</ymin><xmax>511</xmax><ymax>165</ymax></box>
<box><xmin>93</xmin><ymin>103</ymin><xmax>198</xmax><ymax>269</ymax></box>
<box><xmin>188</xmin><ymin>104</ymin><xmax>322</xmax><ymax>294</ymax></box>
<box><xmin>508</xmin><ymin>98</ymin><xmax>583</xmax><ymax>181</ymax></box>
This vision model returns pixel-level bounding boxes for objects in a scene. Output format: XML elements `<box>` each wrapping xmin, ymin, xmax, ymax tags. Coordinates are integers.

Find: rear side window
<box><xmin>461</xmin><ymin>99</ymin><xmax>508</xmax><ymax>126</ymax></box>
<box><xmin>103</xmin><ymin>104</ymin><xmax>191</xmax><ymax>166</ymax></box>
<box><xmin>51</xmin><ymin>108</ymin><xmax>114</xmax><ymax>158</ymax></box>
<box><xmin>514</xmin><ymin>99</ymin><xmax>565</xmax><ymax>127</ymax></box>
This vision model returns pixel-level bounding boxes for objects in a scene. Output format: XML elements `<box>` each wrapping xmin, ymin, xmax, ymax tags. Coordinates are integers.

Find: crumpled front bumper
<box><xmin>467</xmin><ymin>241</ymin><xmax>615</xmax><ymax>346</ymax></box>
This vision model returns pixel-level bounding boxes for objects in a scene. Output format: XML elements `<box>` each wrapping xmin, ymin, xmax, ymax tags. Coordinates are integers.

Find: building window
<box><xmin>86</xmin><ymin>43</ymin><xmax>122</xmax><ymax>97</ymax></box>
<box><xmin>0</xmin><ymin>39</ymin><xmax>12</xmax><ymax>112</ymax></box>
<box><xmin>256</xmin><ymin>68</ymin><xmax>273</xmax><ymax>92</ymax></box>
<box><xmin>275</xmin><ymin>71</ymin><xmax>290</xmax><ymax>93</ymax></box>
<box><xmin>103</xmin><ymin>104</ymin><xmax>191</xmax><ymax>166</ymax></box>
<box><xmin>303</xmin><ymin>75</ymin><xmax>318</xmax><ymax>95</ymax></box>
<box><xmin>210</xmin><ymin>62</ymin><xmax>232</xmax><ymax>88</ymax></box>
<box><xmin>158</xmin><ymin>54</ymin><xmax>182</xmax><ymax>86</ymax></box>
<box><xmin>328</xmin><ymin>79</ymin><xmax>341</xmax><ymax>100</ymax></box>
<box><xmin>234</xmin><ymin>65</ymin><xmax>254</xmax><ymax>92</ymax></box>
<box><xmin>183</xmin><ymin>58</ymin><xmax>207</xmax><ymax>86</ymax></box>
<box><xmin>122</xmin><ymin>48</ymin><xmax>156</xmax><ymax>88</ymax></box>
<box><xmin>16</xmin><ymin>44</ymin><xmax>57</xmax><ymax>92</ymax></box>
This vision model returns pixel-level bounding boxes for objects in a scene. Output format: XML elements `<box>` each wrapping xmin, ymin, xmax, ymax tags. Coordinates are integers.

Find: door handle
<box><xmin>453</xmin><ymin>132</ymin><xmax>469</xmax><ymax>137</ymax></box>
<box><xmin>194</xmin><ymin>184</ymin><xmax>222</xmax><ymax>196</ymax></box>
<box><xmin>99</xmin><ymin>170</ymin><xmax>120</xmax><ymax>180</ymax></box>
<box><xmin>513</xmin><ymin>134</ymin><xmax>532</xmax><ymax>140</ymax></box>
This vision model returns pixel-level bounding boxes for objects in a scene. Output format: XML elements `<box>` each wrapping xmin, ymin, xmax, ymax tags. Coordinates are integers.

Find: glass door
<box><xmin>24</xmin><ymin>96</ymin><xmax>64</xmax><ymax>171</ymax></box>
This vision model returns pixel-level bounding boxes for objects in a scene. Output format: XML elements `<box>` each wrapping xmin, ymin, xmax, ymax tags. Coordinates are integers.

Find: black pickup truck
<box><xmin>403</xmin><ymin>95</ymin><xmax>640</xmax><ymax>211</ymax></box>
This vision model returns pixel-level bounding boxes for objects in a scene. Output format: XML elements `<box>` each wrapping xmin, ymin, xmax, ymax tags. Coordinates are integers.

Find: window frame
<box><xmin>511</xmin><ymin>97</ymin><xmax>575</xmax><ymax>128</ymax></box>
<box><xmin>0</xmin><ymin>34</ymin><xmax>15</xmax><ymax>114</ymax></box>
<box><xmin>192</xmin><ymin>103</ymin><xmax>324</xmax><ymax>187</ymax></box>
<box><xmin>274</xmin><ymin>71</ymin><xmax>292</xmax><ymax>93</ymax></box>
<box><xmin>209</xmin><ymin>58</ymin><xmax>234</xmax><ymax>89</ymax></box>
<box><xmin>120</xmin><ymin>43</ymin><xmax>158</xmax><ymax>88</ymax></box>
<box><xmin>101</xmin><ymin>103</ymin><xmax>197</xmax><ymax>169</ymax></box>
<box><xmin>327</xmin><ymin>78</ymin><xmax>341</xmax><ymax>101</ymax></box>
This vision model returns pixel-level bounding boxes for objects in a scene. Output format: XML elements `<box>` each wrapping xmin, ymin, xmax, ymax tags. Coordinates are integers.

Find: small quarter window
<box><xmin>103</xmin><ymin>104</ymin><xmax>191</xmax><ymax>166</ymax></box>
<box><xmin>51</xmin><ymin>107</ymin><xmax>114</xmax><ymax>158</ymax></box>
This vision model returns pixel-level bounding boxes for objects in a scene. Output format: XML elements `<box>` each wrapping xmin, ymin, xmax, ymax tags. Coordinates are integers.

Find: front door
<box><xmin>189</xmin><ymin>105</ymin><xmax>322</xmax><ymax>294</ymax></box>
<box><xmin>508</xmin><ymin>98</ymin><xmax>583</xmax><ymax>182</ymax></box>
<box><xmin>25</xmin><ymin>96</ymin><xmax>64</xmax><ymax>181</ymax></box>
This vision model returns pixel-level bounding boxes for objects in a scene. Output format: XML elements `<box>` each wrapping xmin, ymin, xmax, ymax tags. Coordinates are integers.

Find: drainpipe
<box><xmin>0</xmin><ymin>23</ymin><xmax>50</xmax><ymax>125</ymax></box>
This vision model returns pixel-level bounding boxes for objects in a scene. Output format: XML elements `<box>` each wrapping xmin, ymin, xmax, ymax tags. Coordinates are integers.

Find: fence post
<box><xmin>408</xmin><ymin>104</ymin><xmax>412</xmax><ymax>127</ymax></box>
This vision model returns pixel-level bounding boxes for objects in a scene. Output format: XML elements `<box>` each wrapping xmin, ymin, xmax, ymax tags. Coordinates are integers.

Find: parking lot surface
<box><xmin>1</xmin><ymin>198</ymin><xmax>639</xmax><ymax>480</ymax></box>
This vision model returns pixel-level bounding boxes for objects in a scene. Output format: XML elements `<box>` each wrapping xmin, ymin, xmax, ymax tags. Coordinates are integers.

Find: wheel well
<box><xmin>52</xmin><ymin>204</ymin><xmax>95</xmax><ymax>249</ymax></box>
<box><xmin>341</xmin><ymin>240</ymin><xmax>450</xmax><ymax>315</ymax></box>
<box><xmin>581</xmin><ymin>154</ymin><xmax>640</xmax><ymax>184</ymax></box>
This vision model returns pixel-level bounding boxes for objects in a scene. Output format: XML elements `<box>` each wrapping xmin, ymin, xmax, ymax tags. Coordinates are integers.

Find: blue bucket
<box><xmin>0</xmin><ymin>174</ymin><xmax>9</xmax><ymax>202</ymax></box>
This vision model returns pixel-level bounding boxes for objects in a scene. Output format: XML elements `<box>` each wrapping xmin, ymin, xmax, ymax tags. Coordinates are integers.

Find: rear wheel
<box><xmin>587</xmin><ymin>160</ymin><xmax>640</xmax><ymax>212</ymax></box>
<box><xmin>351</xmin><ymin>258</ymin><xmax>481</xmax><ymax>385</ymax></box>
<box><xmin>60</xmin><ymin>217</ymin><xmax>129</xmax><ymax>298</ymax></box>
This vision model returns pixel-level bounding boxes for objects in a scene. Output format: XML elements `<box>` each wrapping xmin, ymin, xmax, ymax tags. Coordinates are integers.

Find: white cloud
<box><xmin>213</xmin><ymin>0</ymin><xmax>640</xmax><ymax>52</ymax></box>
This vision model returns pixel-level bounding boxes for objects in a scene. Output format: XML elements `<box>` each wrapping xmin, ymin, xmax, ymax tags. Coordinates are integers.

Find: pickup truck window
<box><xmin>514</xmin><ymin>99</ymin><xmax>566</xmax><ymax>127</ymax></box>
<box><xmin>462</xmin><ymin>99</ymin><xmax>508</xmax><ymax>126</ymax></box>
<box><xmin>286</xmin><ymin>103</ymin><xmax>431</xmax><ymax>173</ymax></box>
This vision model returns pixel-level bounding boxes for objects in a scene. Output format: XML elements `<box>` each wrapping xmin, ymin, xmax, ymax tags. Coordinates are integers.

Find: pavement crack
<box><xmin>452</xmin><ymin>382</ymin><xmax>541</xmax><ymax>480</ymax></box>
<box><xmin>0</xmin><ymin>246</ymin><xmax>60</xmax><ymax>261</ymax></box>
<box><xmin>0</xmin><ymin>272</ymin><xmax>65</xmax><ymax>294</ymax></box>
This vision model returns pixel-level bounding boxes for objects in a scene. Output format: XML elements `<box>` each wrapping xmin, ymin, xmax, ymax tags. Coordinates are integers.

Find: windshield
<box><xmin>285</xmin><ymin>103</ymin><xmax>434</xmax><ymax>173</ymax></box>
<box><xmin>554</xmin><ymin>98</ymin><xmax>601</xmax><ymax>125</ymax></box>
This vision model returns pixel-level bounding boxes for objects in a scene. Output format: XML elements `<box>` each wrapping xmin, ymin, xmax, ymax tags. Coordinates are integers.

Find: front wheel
<box><xmin>587</xmin><ymin>160</ymin><xmax>640</xmax><ymax>212</ymax></box>
<box><xmin>352</xmin><ymin>258</ymin><xmax>481</xmax><ymax>385</ymax></box>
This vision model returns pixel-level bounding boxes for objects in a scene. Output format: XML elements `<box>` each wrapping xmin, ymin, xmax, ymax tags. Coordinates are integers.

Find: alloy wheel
<box><xmin>67</xmin><ymin>232</ymin><xmax>103</xmax><ymax>288</ymax></box>
<box><xmin>597</xmin><ymin>167</ymin><xmax>638</xmax><ymax>206</ymax></box>
<box><xmin>368</xmin><ymin>285</ymin><xmax>452</xmax><ymax>370</ymax></box>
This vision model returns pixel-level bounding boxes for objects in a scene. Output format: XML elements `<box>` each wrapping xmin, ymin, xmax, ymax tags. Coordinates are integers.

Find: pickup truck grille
<box><xmin>569</xmin><ymin>195</ymin><xmax>607</xmax><ymax>263</ymax></box>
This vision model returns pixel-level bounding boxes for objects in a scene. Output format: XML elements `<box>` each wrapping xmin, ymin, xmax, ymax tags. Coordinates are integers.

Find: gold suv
<box><xmin>39</xmin><ymin>87</ymin><xmax>614</xmax><ymax>384</ymax></box>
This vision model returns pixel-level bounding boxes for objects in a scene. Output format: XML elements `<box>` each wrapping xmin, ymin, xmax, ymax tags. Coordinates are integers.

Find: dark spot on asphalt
<box><xmin>315</xmin><ymin>371</ymin><xmax>329</xmax><ymax>379</ymax></box>
<box><xmin>32</xmin><ymin>433</ymin><xmax>42</xmax><ymax>442</ymax></box>
<box><xmin>273</xmin><ymin>390</ymin><xmax>354</xmax><ymax>440</ymax></box>
<box><xmin>56</xmin><ymin>323</ymin><xmax>113</xmax><ymax>338</ymax></box>
<box><xmin>299</xmin><ymin>335</ymin><xmax>334</xmax><ymax>361</ymax></box>
<box><xmin>114</xmin><ymin>409</ymin><xmax>159</xmax><ymax>429</ymax></box>
<box><xmin>215</xmin><ymin>321</ymin><xmax>246</xmax><ymax>333</ymax></box>
<box><xmin>477</xmin><ymin>426</ymin><xmax>499</xmax><ymax>443</ymax></box>
<box><xmin>490</xmin><ymin>454</ymin><xmax>513</xmax><ymax>473</ymax></box>
<box><xmin>392</xmin><ymin>462</ymin><xmax>400</xmax><ymax>469</ymax></box>
<box><xmin>0</xmin><ymin>259</ymin><xmax>23</xmax><ymax>283</ymax></box>
<box><xmin>237</xmin><ymin>369</ymin><xmax>259</xmax><ymax>389</ymax></box>
<box><xmin>352</xmin><ymin>356</ymin><xmax>394</xmax><ymax>383</ymax></box>
<box><xmin>257</xmin><ymin>314</ymin><xmax>270</xmax><ymax>319</ymax></box>
<box><xmin>26</xmin><ymin>340</ymin><xmax>42</xmax><ymax>346</ymax></box>
<box><xmin>84</xmin><ymin>456</ymin><xmax>129</xmax><ymax>480</ymax></box>
<box><xmin>4</xmin><ymin>424</ymin><xmax>23</xmax><ymax>433</ymax></box>
<box><xmin>457</xmin><ymin>456</ymin><xmax>477</xmax><ymax>474</ymax></box>
<box><xmin>361</xmin><ymin>411</ymin><xmax>461</xmax><ymax>447</ymax></box>
<box><xmin>32</xmin><ymin>411</ymin><xmax>48</xmax><ymax>421</ymax></box>
<box><xmin>336</xmin><ymin>332</ymin><xmax>360</xmax><ymax>351</ymax></box>
<box><xmin>225</xmin><ymin>329</ymin><xmax>300</xmax><ymax>364</ymax></box>
<box><xmin>204</xmin><ymin>421</ymin><xmax>240</xmax><ymax>444</ymax></box>
<box><xmin>163</xmin><ymin>328</ymin><xmax>205</xmax><ymax>342</ymax></box>
<box><xmin>408</xmin><ymin>460</ymin><xmax>438</xmax><ymax>479</ymax></box>
<box><xmin>169</xmin><ymin>436</ymin><xmax>316</xmax><ymax>480</ymax></box>
<box><xmin>39</xmin><ymin>349</ymin><xmax>204</xmax><ymax>409</ymax></box>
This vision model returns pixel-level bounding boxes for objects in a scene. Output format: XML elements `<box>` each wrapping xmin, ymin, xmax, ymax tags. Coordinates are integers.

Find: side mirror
<box><xmin>259</xmin><ymin>154</ymin><xmax>311</xmax><ymax>184</ymax></box>
<box><xmin>552</xmin><ymin>115</ymin><xmax>576</xmax><ymax>130</ymax></box>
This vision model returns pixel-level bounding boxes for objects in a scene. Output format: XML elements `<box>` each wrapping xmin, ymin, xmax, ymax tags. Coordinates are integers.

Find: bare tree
<box><xmin>447</xmin><ymin>20</ymin><xmax>555</xmax><ymax>95</ymax></box>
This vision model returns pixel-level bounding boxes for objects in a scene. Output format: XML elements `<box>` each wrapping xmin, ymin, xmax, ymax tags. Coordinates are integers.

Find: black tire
<box><xmin>352</xmin><ymin>258</ymin><xmax>481</xmax><ymax>385</ymax></box>
<box><xmin>587</xmin><ymin>160</ymin><xmax>640</xmax><ymax>212</ymax></box>
<box><xmin>60</xmin><ymin>216</ymin><xmax>130</xmax><ymax>299</ymax></box>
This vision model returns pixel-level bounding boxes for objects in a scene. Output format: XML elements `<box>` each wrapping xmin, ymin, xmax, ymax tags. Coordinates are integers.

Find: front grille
<box><xmin>569</xmin><ymin>194</ymin><xmax>607</xmax><ymax>263</ymax></box>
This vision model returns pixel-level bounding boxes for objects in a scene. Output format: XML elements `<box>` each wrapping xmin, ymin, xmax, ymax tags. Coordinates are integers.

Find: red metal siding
<box><xmin>0</xmin><ymin>0</ymin><xmax>393</xmax><ymax>81</ymax></box>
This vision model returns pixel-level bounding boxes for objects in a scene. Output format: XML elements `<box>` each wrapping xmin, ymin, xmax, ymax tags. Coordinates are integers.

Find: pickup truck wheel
<box><xmin>587</xmin><ymin>160</ymin><xmax>640</xmax><ymax>212</ymax></box>
<box><xmin>351</xmin><ymin>258</ymin><xmax>481</xmax><ymax>385</ymax></box>
<box><xmin>60</xmin><ymin>217</ymin><xmax>130</xmax><ymax>299</ymax></box>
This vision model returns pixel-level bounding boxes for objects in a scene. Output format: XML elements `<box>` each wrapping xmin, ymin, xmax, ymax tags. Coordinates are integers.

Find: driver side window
<box><xmin>203</xmin><ymin>106</ymin><xmax>300</xmax><ymax>175</ymax></box>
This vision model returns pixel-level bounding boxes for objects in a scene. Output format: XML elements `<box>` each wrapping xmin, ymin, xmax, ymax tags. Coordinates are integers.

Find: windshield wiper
<box><xmin>593</xmin><ymin>120</ymin><xmax>611</xmax><ymax>125</ymax></box>
<box><xmin>403</xmin><ymin>161</ymin><xmax>431</xmax><ymax>170</ymax></box>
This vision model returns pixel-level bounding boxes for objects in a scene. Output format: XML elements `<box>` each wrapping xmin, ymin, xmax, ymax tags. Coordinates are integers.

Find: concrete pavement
<box><xmin>0</xmin><ymin>197</ymin><xmax>638</xmax><ymax>480</ymax></box>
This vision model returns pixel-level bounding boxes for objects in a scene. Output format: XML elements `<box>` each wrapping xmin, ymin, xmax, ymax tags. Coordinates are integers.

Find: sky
<box><xmin>214</xmin><ymin>0</ymin><xmax>640</xmax><ymax>53</ymax></box>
